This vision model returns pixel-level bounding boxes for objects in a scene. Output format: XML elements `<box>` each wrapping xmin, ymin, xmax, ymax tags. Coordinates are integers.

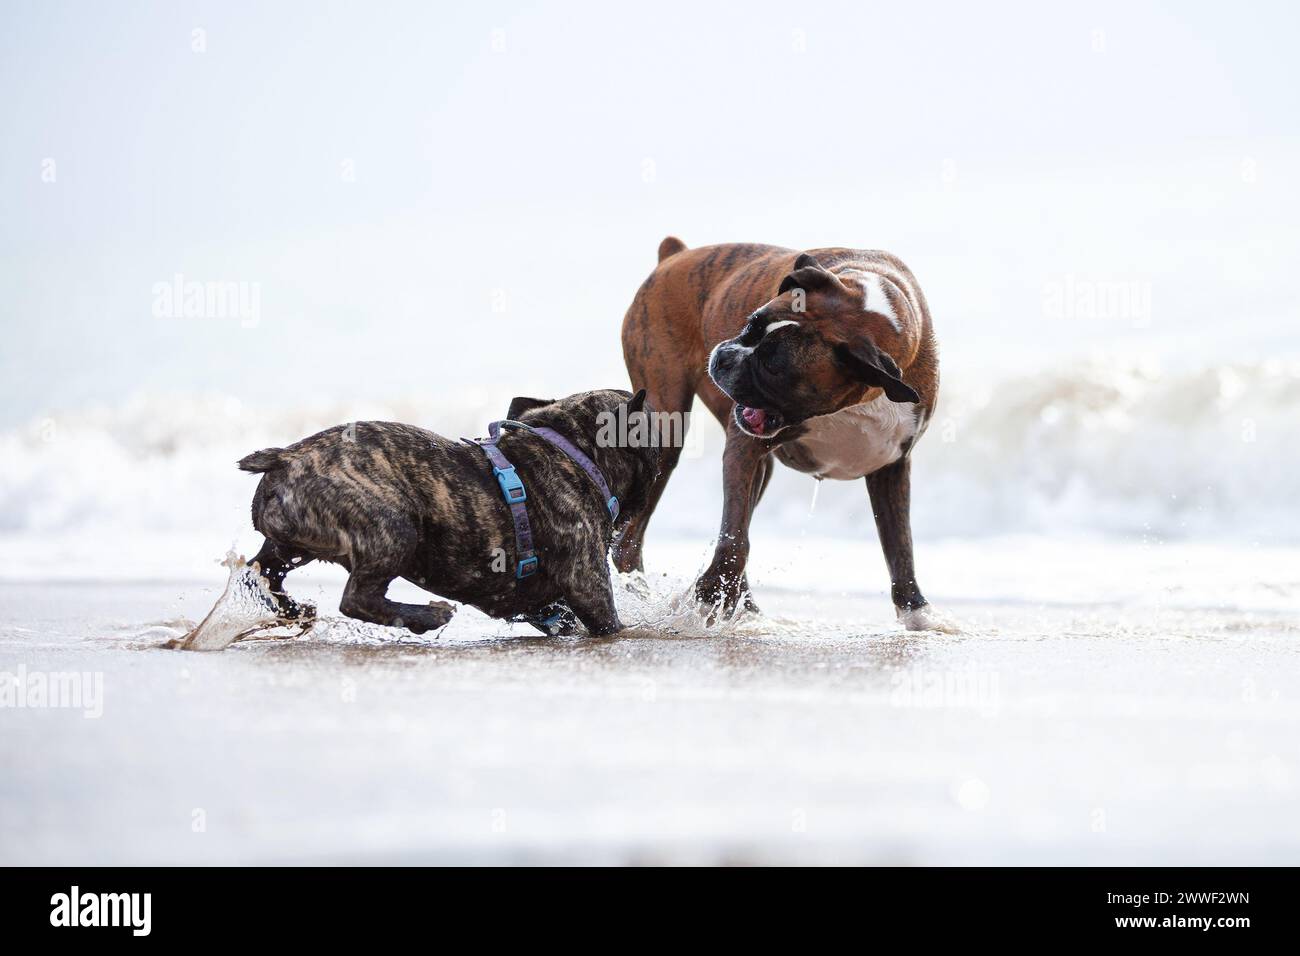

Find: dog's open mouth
<box><xmin>734</xmin><ymin>404</ymin><xmax>784</xmax><ymax>438</ymax></box>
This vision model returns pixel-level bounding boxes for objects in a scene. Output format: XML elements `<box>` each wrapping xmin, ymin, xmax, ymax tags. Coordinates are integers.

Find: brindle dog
<box><xmin>615</xmin><ymin>238</ymin><xmax>951</xmax><ymax>631</ymax></box>
<box><xmin>239</xmin><ymin>389</ymin><xmax>657</xmax><ymax>637</ymax></box>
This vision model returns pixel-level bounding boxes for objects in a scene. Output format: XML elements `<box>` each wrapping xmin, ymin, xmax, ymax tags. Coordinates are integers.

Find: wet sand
<box><xmin>2</xmin><ymin>558</ymin><xmax>1297</xmax><ymax>865</ymax></box>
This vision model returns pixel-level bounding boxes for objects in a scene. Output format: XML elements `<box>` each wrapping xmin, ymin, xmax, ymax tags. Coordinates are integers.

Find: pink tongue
<box><xmin>741</xmin><ymin>406</ymin><xmax>767</xmax><ymax>433</ymax></box>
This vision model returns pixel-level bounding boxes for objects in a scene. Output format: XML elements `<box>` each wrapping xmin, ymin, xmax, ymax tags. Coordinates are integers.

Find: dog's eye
<box><xmin>739</xmin><ymin>318</ymin><xmax>764</xmax><ymax>346</ymax></box>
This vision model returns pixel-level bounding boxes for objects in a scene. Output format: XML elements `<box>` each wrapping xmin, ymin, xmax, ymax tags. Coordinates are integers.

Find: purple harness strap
<box><xmin>529</xmin><ymin>426</ymin><xmax>620</xmax><ymax>522</ymax></box>
<box><xmin>464</xmin><ymin>420</ymin><xmax>618</xmax><ymax>581</ymax></box>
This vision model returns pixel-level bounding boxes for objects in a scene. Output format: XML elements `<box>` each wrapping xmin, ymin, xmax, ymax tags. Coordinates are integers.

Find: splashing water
<box><xmin>161</xmin><ymin>541</ymin><xmax>891</xmax><ymax>652</ymax></box>
<box><xmin>167</xmin><ymin>551</ymin><xmax>309</xmax><ymax>651</ymax></box>
<box><xmin>610</xmin><ymin>565</ymin><xmax>821</xmax><ymax>640</ymax></box>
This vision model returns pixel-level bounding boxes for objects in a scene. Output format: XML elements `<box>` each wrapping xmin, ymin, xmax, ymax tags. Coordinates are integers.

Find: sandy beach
<box><xmin>3</xmin><ymin>536</ymin><xmax>1297</xmax><ymax>866</ymax></box>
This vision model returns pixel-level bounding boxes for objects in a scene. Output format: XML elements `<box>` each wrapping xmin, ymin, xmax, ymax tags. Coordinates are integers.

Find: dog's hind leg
<box><xmin>612</xmin><ymin>379</ymin><xmax>694</xmax><ymax>574</ymax></box>
<box><xmin>339</xmin><ymin>564</ymin><xmax>455</xmax><ymax>635</ymax></box>
<box><xmin>248</xmin><ymin>538</ymin><xmax>316</xmax><ymax>622</ymax></box>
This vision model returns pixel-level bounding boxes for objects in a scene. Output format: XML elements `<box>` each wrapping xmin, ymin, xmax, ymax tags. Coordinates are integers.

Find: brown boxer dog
<box><xmin>614</xmin><ymin>237</ymin><xmax>953</xmax><ymax>631</ymax></box>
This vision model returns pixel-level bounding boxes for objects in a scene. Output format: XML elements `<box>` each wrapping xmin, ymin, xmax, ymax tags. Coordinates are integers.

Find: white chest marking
<box><xmin>790</xmin><ymin>396</ymin><xmax>916</xmax><ymax>480</ymax></box>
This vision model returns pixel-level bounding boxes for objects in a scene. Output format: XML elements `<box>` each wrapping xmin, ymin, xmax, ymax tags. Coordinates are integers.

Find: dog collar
<box><xmin>465</xmin><ymin>420</ymin><xmax>619</xmax><ymax>580</ymax></box>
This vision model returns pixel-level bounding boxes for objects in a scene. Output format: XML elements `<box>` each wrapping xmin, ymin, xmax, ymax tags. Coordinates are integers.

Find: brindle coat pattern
<box><xmin>615</xmin><ymin>238</ymin><xmax>940</xmax><ymax>623</ymax></box>
<box><xmin>240</xmin><ymin>389</ymin><xmax>657</xmax><ymax>637</ymax></box>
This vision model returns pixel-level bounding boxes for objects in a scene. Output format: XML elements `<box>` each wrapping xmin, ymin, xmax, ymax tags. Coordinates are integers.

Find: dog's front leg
<box><xmin>340</xmin><ymin>567</ymin><xmax>456</xmax><ymax>635</ymax></box>
<box><xmin>694</xmin><ymin>423</ymin><xmax>769</xmax><ymax>619</ymax></box>
<box><xmin>866</xmin><ymin>456</ymin><xmax>955</xmax><ymax>632</ymax></box>
<box><xmin>563</xmin><ymin>552</ymin><xmax>624</xmax><ymax>637</ymax></box>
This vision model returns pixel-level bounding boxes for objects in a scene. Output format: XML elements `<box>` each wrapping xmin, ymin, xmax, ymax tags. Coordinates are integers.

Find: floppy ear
<box><xmin>832</xmin><ymin>342</ymin><xmax>920</xmax><ymax>404</ymax></box>
<box><xmin>506</xmin><ymin>396</ymin><xmax>553</xmax><ymax>419</ymax></box>
<box><xmin>625</xmin><ymin>388</ymin><xmax>647</xmax><ymax>415</ymax></box>
<box><xmin>778</xmin><ymin>253</ymin><xmax>836</xmax><ymax>295</ymax></box>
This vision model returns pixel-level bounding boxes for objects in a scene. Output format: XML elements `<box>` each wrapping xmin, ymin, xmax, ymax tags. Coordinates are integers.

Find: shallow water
<box><xmin>166</xmin><ymin>552</ymin><xmax>294</xmax><ymax>651</ymax></box>
<box><xmin>2</xmin><ymin>536</ymin><xmax>1297</xmax><ymax>865</ymax></box>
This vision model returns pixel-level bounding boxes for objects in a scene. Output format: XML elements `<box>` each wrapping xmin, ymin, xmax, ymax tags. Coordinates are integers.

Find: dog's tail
<box><xmin>237</xmin><ymin>448</ymin><xmax>288</xmax><ymax>473</ymax></box>
<box><xmin>657</xmin><ymin>235</ymin><xmax>687</xmax><ymax>263</ymax></box>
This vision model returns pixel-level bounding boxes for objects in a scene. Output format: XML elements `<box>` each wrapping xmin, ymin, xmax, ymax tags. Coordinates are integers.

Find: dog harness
<box><xmin>465</xmin><ymin>420</ymin><xmax>619</xmax><ymax>581</ymax></box>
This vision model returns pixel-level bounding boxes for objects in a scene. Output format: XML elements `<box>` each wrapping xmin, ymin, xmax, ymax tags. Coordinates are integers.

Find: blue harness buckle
<box><xmin>494</xmin><ymin>465</ymin><xmax>527</xmax><ymax>503</ymax></box>
<box><xmin>471</xmin><ymin>419</ymin><xmax>621</xmax><ymax>589</ymax></box>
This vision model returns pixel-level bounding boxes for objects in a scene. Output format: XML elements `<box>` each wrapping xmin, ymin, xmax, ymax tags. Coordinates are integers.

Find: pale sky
<box><xmin>3</xmin><ymin>0</ymin><xmax>1298</xmax><ymax>424</ymax></box>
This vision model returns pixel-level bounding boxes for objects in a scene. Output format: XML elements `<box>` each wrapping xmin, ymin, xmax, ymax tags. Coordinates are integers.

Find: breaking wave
<box><xmin>1</xmin><ymin>357</ymin><xmax>1297</xmax><ymax>559</ymax></box>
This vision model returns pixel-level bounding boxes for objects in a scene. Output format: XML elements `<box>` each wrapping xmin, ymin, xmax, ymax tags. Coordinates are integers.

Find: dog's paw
<box><xmin>898</xmin><ymin>605</ymin><xmax>961</xmax><ymax>634</ymax></box>
<box><xmin>280</xmin><ymin>600</ymin><xmax>316</xmax><ymax>623</ymax></box>
<box><xmin>693</xmin><ymin>574</ymin><xmax>743</xmax><ymax>625</ymax></box>
<box><xmin>405</xmin><ymin>600</ymin><xmax>455</xmax><ymax>635</ymax></box>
